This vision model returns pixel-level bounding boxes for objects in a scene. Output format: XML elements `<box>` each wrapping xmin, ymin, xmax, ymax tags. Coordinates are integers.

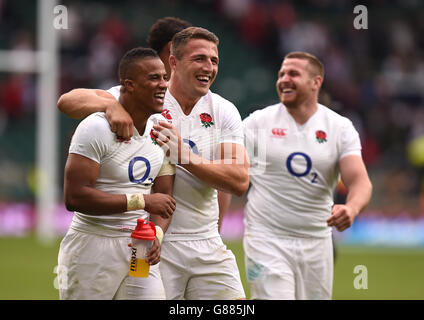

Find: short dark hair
<box><xmin>171</xmin><ymin>27</ymin><xmax>219</xmax><ymax>59</ymax></box>
<box><xmin>118</xmin><ymin>47</ymin><xmax>159</xmax><ymax>80</ymax></box>
<box><xmin>147</xmin><ymin>17</ymin><xmax>192</xmax><ymax>54</ymax></box>
<box><xmin>284</xmin><ymin>51</ymin><xmax>324</xmax><ymax>78</ymax></box>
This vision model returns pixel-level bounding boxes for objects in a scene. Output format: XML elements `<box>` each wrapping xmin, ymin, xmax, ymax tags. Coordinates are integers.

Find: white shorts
<box><xmin>160</xmin><ymin>237</ymin><xmax>245</xmax><ymax>300</ymax></box>
<box><xmin>243</xmin><ymin>234</ymin><xmax>333</xmax><ymax>300</ymax></box>
<box><xmin>57</xmin><ymin>229</ymin><xmax>165</xmax><ymax>300</ymax></box>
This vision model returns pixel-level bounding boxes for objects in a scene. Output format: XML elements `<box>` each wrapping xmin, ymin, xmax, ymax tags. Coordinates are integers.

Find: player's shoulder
<box><xmin>318</xmin><ymin>104</ymin><xmax>353</xmax><ymax>127</ymax></box>
<box><xmin>78</xmin><ymin>112</ymin><xmax>112</xmax><ymax>133</ymax></box>
<box><xmin>206</xmin><ymin>91</ymin><xmax>243</xmax><ymax>125</ymax></box>
<box><xmin>106</xmin><ymin>85</ymin><xmax>121</xmax><ymax>100</ymax></box>
<box><xmin>72</xmin><ymin>112</ymin><xmax>115</xmax><ymax>147</ymax></box>
<box><xmin>208</xmin><ymin>91</ymin><xmax>231</xmax><ymax>103</ymax></box>
<box><xmin>244</xmin><ymin>103</ymin><xmax>282</xmax><ymax>122</ymax></box>
<box><xmin>208</xmin><ymin>91</ymin><xmax>237</xmax><ymax>110</ymax></box>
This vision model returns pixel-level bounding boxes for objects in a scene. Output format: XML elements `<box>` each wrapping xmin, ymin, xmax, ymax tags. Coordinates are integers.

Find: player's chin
<box><xmin>151</xmin><ymin>101</ymin><xmax>164</xmax><ymax>113</ymax></box>
<box><xmin>194</xmin><ymin>86</ymin><xmax>209</xmax><ymax>97</ymax></box>
<box><xmin>194</xmin><ymin>80</ymin><xmax>212</xmax><ymax>94</ymax></box>
<box><xmin>280</xmin><ymin>95</ymin><xmax>296</xmax><ymax>107</ymax></box>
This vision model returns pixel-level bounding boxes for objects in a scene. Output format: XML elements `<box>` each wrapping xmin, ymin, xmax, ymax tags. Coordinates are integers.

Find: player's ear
<box><xmin>313</xmin><ymin>75</ymin><xmax>323</xmax><ymax>92</ymax></box>
<box><xmin>123</xmin><ymin>79</ymin><xmax>135</xmax><ymax>92</ymax></box>
<box><xmin>169</xmin><ymin>55</ymin><xmax>177</xmax><ymax>72</ymax></box>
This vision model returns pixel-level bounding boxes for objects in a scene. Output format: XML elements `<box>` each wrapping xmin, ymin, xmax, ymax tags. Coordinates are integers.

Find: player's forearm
<box><xmin>150</xmin><ymin>215</ymin><xmax>172</xmax><ymax>233</ymax></box>
<box><xmin>218</xmin><ymin>191</ymin><xmax>232</xmax><ymax>232</ymax></box>
<box><xmin>150</xmin><ymin>174</ymin><xmax>175</xmax><ymax>232</ymax></box>
<box><xmin>345</xmin><ymin>178</ymin><xmax>373</xmax><ymax>217</ymax></box>
<box><xmin>64</xmin><ymin>186</ymin><xmax>127</xmax><ymax>215</ymax></box>
<box><xmin>180</xmin><ymin>154</ymin><xmax>249</xmax><ymax>196</ymax></box>
<box><xmin>57</xmin><ymin>88</ymin><xmax>109</xmax><ymax>119</ymax></box>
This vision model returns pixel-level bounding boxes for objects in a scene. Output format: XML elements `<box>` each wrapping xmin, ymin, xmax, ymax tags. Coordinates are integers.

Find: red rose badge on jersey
<box><xmin>150</xmin><ymin>129</ymin><xmax>158</xmax><ymax>145</ymax></box>
<box><xmin>200</xmin><ymin>113</ymin><xmax>214</xmax><ymax>128</ymax></box>
<box><xmin>161</xmin><ymin>109</ymin><xmax>172</xmax><ymax>123</ymax></box>
<box><xmin>315</xmin><ymin>130</ymin><xmax>327</xmax><ymax>143</ymax></box>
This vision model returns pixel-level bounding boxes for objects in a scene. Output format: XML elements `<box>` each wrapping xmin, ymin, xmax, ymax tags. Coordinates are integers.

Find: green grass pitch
<box><xmin>1</xmin><ymin>236</ymin><xmax>424</xmax><ymax>299</ymax></box>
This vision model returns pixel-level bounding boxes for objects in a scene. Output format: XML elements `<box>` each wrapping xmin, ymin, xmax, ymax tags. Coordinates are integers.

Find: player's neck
<box><xmin>285</xmin><ymin>99</ymin><xmax>318</xmax><ymax>125</ymax></box>
<box><xmin>168</xmin><ymin>80</ymin><xmax>199</xmax><ymax>115</ymax></box>
<box><xmin>120</xmin><ymin>96</ymin><xmax>149</xmax><ymax>135</ymax></box>
<box><xmin>131</xmin><ymin>112</ymin><xmax>149</xmax><ymax>135</ymax></box>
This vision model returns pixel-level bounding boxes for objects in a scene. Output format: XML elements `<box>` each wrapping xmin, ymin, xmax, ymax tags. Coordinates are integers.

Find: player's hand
<box><xmin>143</xmin><ymin>193</ymin><xmax>176</xmax><ymax>219</ymax></box>
<box><xmin>146</xmin><ymin>238</ymin><xmax>161</xmax><ymax>265</ymax></box>
<box><xmin>105</xmin><ymin>100</ymin><xmax>133</xmax><ymax>141</ymax></box>
<box><xmin>327</xmin><ymin>204</ymin><xmax>357</xmax><ymax>232</ymax></box>
<box><xmin>152</xmin><ymin>121</ymin><xmax>190</xmax><ymax>164</ymax></box>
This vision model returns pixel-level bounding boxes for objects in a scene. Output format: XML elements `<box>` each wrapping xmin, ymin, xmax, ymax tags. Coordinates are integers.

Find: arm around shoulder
<box><xmin>58</xmin><ymin>88</ymin><xmax>134</xmax><ymax>139</ymax></box>
<box><xmin>57</xmin><ymin>88</ymin><xmax>115</xmax><ymax>119</ymax></box>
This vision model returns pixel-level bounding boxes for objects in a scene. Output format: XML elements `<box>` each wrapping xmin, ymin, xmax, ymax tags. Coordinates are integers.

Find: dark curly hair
<box><xmin>147</xmin><ymin>17</ymin><xmax>192</xmax><ymax>54</ymax></box>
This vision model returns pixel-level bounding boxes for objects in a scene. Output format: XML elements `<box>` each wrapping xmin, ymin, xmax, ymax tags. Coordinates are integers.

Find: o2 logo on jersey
<box><xmin>286</xmin><ymin>152</ymin><xmax>318</xmax><ymax>183</ymax></box>
<box><xmin>128</xmin><ymin>157</ymin><xmax>152</xmax><ymax>185</ymax></box>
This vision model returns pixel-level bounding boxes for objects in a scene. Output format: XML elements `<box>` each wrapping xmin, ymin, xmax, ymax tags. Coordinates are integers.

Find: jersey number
<box><xmin>128</xmin><ymin>157</ymin><xmax>151</xmax><ymax>184</ymax></box>
<box><xmin>286</xmin><ymin>152</ymin><xmax>318</xmax><ymax>183</ymax></box>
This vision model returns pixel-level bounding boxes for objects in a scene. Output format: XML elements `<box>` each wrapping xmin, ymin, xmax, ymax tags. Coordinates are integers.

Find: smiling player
<box><xmin>58</xmin><ymin>27</ymin><xmax>249</xmax><ymax>300</ymax></box>
<box><xmin>57</xmin><ymin>48</ymin><xmax>176</xmax><ymax>300</ymax></box>
<box><xmin>242</xmin><ymin>51</ymin><xmax>373</xmax><ymax>300</ymax></box>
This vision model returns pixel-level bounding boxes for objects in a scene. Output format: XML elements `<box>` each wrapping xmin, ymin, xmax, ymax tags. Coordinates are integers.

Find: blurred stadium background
<box><xmin>1</xmin><ymin>0</ymin><xmax>424</xmax><ymax>300</ymax></box>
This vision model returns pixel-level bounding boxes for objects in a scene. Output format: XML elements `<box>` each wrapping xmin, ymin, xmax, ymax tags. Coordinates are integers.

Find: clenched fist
<box><xmin>143</xmin><ymin>193</ymin><xmax>176</xmax><ymax>219</ymax></box>
<box><xmin>327</xmin><ymin>204</ymin><xmax>357</xmax><ymax>232</ymax></box>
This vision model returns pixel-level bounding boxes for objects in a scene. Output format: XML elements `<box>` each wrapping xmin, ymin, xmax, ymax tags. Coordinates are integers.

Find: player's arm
<box><xmin>184</xmin><ymin>142</ymin><xmax>249</xmax><ymax>196</ymax></box>
<box><xmin>218</xmin><ymin>191</ymin><xmax>232</xmax><ymax>232</ymax></box>
<box><xmin>153</xmin><ymin>121</ymin><xmax>249</xmax><ymax>196</ymax></box>
<box><xmin>58</xmin><ymin>88</ymin><xmax>116</xmax><ymax>119</ymax></box>
<box><xmin>64</xmin><ymin>153</ymin><xmax>175</xmax><ymax>218</ymax></box>
<box><xmin>57</xmin><ymin>88</ymin><xmax>134</xmax><ymax>139</ymax></box>
<box><xmin>147</xmin><ymin>172</ymin><xmax>175</xmax><ymax>265</ymax></box>
<box><xmin>150</xmin><ymin>172</ymin><xmax>175</xmax><ymax>234</ymax></box>
<box><xmin>327</xmin><ymin>155</ymin><xmax>372</xmax><ymax>231</ymax></box>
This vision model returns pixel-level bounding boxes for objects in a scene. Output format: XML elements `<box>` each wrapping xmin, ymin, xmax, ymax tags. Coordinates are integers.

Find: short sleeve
<box><xmin>69</xmin><ymin>113</ymin><xmax>115</xmax><ymax>163</ymax></box>
<box><xmin>243</xmin><ymin>112</ymin><xmax>266</xmax><ymax>174</ymax></box>
<box><xmin>218</xmin><ymin>100</ymin><xmax>244</xmax><ymax>146</ymax></box>
<box><xmin>243</xmin><ymin>114</ymin><xmax>256</xmax><ymax>160</ymax></box>
<box><xmin>339</xmin><ymin>120</ymin><xmax>362</xmax><ymax>160</ymax></box>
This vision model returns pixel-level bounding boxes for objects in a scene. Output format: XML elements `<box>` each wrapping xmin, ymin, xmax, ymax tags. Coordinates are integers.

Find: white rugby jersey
<box><xmin>107</xmin><ymin>86</ymin><xmax>244</xmax><ymax>240</ymax></box>
<box><xmin>68</xmin><ymin>111</ymin><xmax>169</xmax><ymax>236</ymax></box>
<box><xmin>243</xmin><ymin>103</ymin><xmax>362</xmax><ymax>238</ymax></box>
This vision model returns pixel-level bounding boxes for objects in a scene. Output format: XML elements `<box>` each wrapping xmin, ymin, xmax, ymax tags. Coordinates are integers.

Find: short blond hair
<box><xmin>284</xmin><ymin>51</ymin><xmax>324</xmax><ymax>78</ymax></box>
<box><xmin>171</xmin><ymin>27</ymin><xmax>219</xmax><ymax>59</ymax></box>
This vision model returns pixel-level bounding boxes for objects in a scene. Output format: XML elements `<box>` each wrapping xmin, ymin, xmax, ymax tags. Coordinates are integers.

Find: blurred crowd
<box><xmin>0</xmin><ymin>0</ymin><xmax>423</xmax><ymax>214</ymax></box>
<box><xmin>207</xmin><ymin>0</ymin><xmax>424</xmax><ymax>214</ymax></box>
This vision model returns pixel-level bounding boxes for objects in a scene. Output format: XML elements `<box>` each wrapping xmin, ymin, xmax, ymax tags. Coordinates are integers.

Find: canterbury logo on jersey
<box><xmin>271</xmin><ymin>128</ymin><xmax>287</xmax><ymax>138</ymax></box>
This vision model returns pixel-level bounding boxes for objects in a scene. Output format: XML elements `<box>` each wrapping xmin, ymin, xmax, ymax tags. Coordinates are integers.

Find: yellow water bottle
<box><xmin>128</xmin><ymin>219</ymin><xmax>156</xmax><ymax>278</ymax></box>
